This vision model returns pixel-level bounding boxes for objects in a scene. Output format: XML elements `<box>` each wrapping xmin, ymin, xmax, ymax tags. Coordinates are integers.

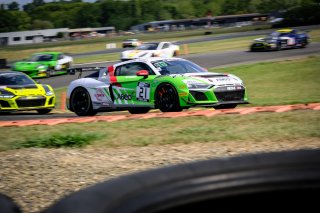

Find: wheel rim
<box><xmin>72</xmin><ymin>89</ymin><xmax>90</xmax><ymax>114</ymax></box>
<box><xmin>156</xmin><ymin>85</ymin><xmax>176</xmax><ymax>111</ymax></box>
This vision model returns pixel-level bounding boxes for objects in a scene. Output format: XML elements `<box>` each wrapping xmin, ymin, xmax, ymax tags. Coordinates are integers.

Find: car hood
<box><xmin>14</xmin><ymin>61</ymin><xmax>49</xmax><ymax>70</ymax></box>
<box><xmin>0</xmin><ymin>84</ymin><xmax>46</xmax><ymax>96</ymax></box>
<box><xmin>169</xmin><ymin>72</ymin><xmax>243</xmax><ymax>86</ymax></box>
<box><xmin>253</xmin><ymin>36</ymin><xmax>283</xmax><ymax>43</ymax></box>
<box><xmin>122</xmin><ymin>50</ymin><xmax>155</xmax><ymax>58</ymax></box>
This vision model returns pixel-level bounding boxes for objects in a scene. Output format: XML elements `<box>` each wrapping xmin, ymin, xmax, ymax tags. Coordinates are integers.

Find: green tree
<box><xmin>32</xmin><ymin>19</ymin><xmax>54</xmax><ymax>30</ymax></box>
<box><xmin>7</xmin><ymin>1</ymin><xmax>19</xmax><ymax>11</ymax></box>
<box><xmin>0</xmin><ymin>10</ymin><xmax>31</xmax><ymax>32</ymax></box>
<box><xmin>73</xmin><ymin>3</ymin><xmax>101</xmax><ymax>27</ymax></box>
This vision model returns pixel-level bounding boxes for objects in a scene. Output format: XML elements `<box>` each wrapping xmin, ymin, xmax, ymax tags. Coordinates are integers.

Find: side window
<box><xmin>162</xmin><ymin>43</ymin><xmax>169</xmax><ymax>49</ymax></box>
<box><xmin>115</xmin><ymin>63</ymin><xmax>155</xmax><ymax>76</ymax></box>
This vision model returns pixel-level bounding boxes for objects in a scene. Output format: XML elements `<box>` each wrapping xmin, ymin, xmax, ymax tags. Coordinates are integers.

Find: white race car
<box><xmin>120</xmin><ymin>42</ymin><xmax>180</xmax><ymax>61</ymax></box>
<box><xmin>66</xmin><ymin>57</ymin><xmax>248</xmax><ymax>116</ymax></box>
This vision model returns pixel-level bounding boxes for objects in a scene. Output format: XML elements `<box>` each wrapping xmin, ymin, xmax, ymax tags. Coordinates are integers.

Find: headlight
<box><xmin>184</xmin><ymin>80</ymin><xmax>211</xmax><ymax>89</ymax></box>
<box><xmin>187</xmin><ymin>83</ymin><xmax>211</xmax><ymax>89</ymax></box>
<box><xmin>42</xmin><ymin>85</ymin><xmax>54</xmax><ymax>96</ymax></box>
<box><xmin>37</xmin><ymin>65</ymin><xmax>46</xmax><ymax>71</ymax></box>
<box><xmin>228</xmin><ymin>74</ymin><xmax>243</xmax><ymax>85</ymax></box>
<box><xmin>0</xmin><ymin>89</ymin><xmax>15</xmax><ymax>98</ymax></box>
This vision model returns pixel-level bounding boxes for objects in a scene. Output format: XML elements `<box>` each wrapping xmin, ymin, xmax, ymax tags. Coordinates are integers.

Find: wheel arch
<box><xmin>153</xmin><ymin>78</ymin><xmax>189</xmax><ymax>108</ymax></box>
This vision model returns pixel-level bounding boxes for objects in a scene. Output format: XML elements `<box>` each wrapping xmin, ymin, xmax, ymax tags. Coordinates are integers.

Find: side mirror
<box><xmin>136</xmin><ymin>70</ymin><xmax>149</xmax><ymax>78</ymax></box>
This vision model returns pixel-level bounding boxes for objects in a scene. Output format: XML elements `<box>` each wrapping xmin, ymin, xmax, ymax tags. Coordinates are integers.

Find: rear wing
<box><xmin>67</xmin><ymin>67</ymin><xmax>105</xmax><ymax>79</ymax></box>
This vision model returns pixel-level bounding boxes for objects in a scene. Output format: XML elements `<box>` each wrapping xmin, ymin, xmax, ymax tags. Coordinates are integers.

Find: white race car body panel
<box><xmin>55</xmin><ymin>55</ymin><xmax>73</xmax><ymax>70</ymax></box>
<box><xmin>121</xmin><ymin>42</ymin><xmax>179</xmax><ymax>60</ymax></box>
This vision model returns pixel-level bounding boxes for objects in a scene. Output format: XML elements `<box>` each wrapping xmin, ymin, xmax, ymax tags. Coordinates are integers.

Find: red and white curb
<box><xmin>1</xmin><ymin>103</ymin><xmax>319</xmax><ymax>127</ymax></box>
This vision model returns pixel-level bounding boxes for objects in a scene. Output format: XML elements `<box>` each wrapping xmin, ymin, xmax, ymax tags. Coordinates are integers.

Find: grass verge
<box><xmin>0</xmin><ymin>110</ymin><xmax>319</xmax><ymax>151</ymax></box>
<box><xmin>210</xmin><ymin>55</ymin><xmax>320</xmax><ymax>106</ymax></box>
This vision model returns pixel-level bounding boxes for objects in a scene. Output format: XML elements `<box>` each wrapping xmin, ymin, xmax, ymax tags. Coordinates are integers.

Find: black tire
<box><xmin>46</xmin><ymin>69</ymin><xmax>52</xmax><ymax>78</ymax></box>
<box><xmin>213</xmin><ymin>104</ymin><xmax>237</xmax><ymax>109</ymax></box>
<box><xmin>155</xmin><ymin>83</ymin><xmax>182</xmax><ymax>112</ymax></box>
<box><xmin>173</xmin><ymin>51</ymin><xmax>178</xmax><ymax>57</ymax></box>
<box><xmin>37</xmin><ymin>109</ymin><xmax>52</xmax><ymax>114</ymax></box>
<box><xmin>128</xmin><ymin>108</ymin><xmax>150</xmax><ymax>114</ymax></box>
<box><xmin>301</xmin><ymin>39</ymin><xmax>308</xmax><ymax>48</ymax></box>
<box><xmin>43</xmin><ymin>149</ymin><xmax>320</xmax><ymax>213</ymax></box>
<box><xmin>0</xmin><ymin>193</ymin><xmax>21</xmax><ymax>213</ymax></box>
<box><xmin>70</xmin><ymin>87</ymin><xmax>97</xmax><ymax>116</ymax></box>
<box><xmin>249</xmin><ymin>45</ymin><xmax>255</xmax><ymax>52</ymax></box>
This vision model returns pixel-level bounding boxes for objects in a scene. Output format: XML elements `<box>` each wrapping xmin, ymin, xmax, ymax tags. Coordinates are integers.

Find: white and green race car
<box><xmin>66</xmin><ymin>57</ymin><xmax>249</xmax><ymax>116</ymax></box>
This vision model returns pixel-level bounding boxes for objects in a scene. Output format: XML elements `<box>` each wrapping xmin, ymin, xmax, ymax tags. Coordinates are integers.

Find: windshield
<box><xmin>30</xmin><ymin>54</ymin><xmax>54</xmax><ymax>62</ymax></box>
<box><xmin>0</xmin><ymin>73</ymin><xmax>35</xmax><ymax>85</ymax></box>
<box><xmin>137</xmin><ymin>43</ymin><xmax>158</xmax><ymax>50</ymax></box>
<box><xmin>151</xmin><ymin>60</ymin><xmax>207</xmax><ymax>75</ymax></box>
<box><xmin>270</xmin><ymin>32</ymin><xmax>290</xmax><ymax>37</ymax></box>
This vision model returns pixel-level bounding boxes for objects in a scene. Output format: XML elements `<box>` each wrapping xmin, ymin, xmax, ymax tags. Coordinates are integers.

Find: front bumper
<box><xmin>250</xmin><ymin>42</ymin><xmax>277</xmax><ymax>51</ymax></box>
<box><xmin>180</xmin><ymin>85</ymin><xmax>249</xmax><ymax>107</ymax></box>
<box><xmin>13</xmin><ymin>69</ymin><xmax>47</xmax><ymax>78</ymax></box>
<box><xmin>0</xmin><ymin>95</ymin><xmax>55</xmax><ymax>112</ymax></box>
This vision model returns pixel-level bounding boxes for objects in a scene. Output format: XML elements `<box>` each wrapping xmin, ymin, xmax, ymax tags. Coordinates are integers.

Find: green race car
<box><xmin>0</xmin><ymin>71</ymin><xmax>55</xmax><ymax>114</ymax></box>
<box><xmin>12</xmin><ymin>52</ymin><xmax>73</xmax><ymax>78</ymax></box>
<box><xmin>67</xmin><ymin>57</ymin><xmax>249</xmax><ymax>116</ymax></box>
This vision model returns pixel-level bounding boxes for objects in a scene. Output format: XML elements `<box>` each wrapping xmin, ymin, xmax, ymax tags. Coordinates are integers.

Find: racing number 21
<box><xmin>136</xmin><ymin>82</ymin><xmax>150</xmax><ymax>102</ymax></box>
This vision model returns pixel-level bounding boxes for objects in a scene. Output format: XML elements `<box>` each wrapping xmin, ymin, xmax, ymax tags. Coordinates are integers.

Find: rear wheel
<box><xmin>155</xmin><ymin>83</ymin><xmax>182</xmax><ymax>112</ymax></box>
<box><xmin>37</xmin><ymin>109</ymin><xmax>52</xmax><ymax>114</ymax></box>
<box><xmin>301</xmin><ymin>39</ymin><xmax>308</xmax><ymax>48</ymax></box>
<box><xmin>70</xmin><ymin>87</ymin><xmax>97</xmax><ymax>116</ymax></box>
<box><xmin>213</xmin><ymin>104</ymin><xmax>237</xmax><ymax>109</ymax></box>
<box><xmin>46</xmin><ymin>69</ymin><xmax>52</xmax><ymax>78</ymax></box>
<box><xmin>128</xmin><ymin>108</ymin><xmax>150</xmax><ymax>114</ymax></box>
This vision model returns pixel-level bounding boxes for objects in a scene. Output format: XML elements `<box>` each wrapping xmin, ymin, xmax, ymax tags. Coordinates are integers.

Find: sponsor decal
<box><xmin>136</xmin><ymin>82</ymin><xmax>150</xmax><ymax>102</ymax></box>
<box><xmin>94</xmin><ymin>88</ymin><xmax>105</xmax><ymax>101</ymax></box>
<box><xmin>115</xmin><ymin>93</ymin><xmax>132</xmax><ymax>100</ymax></box>
<box><xmin>215</xmin><ymin>77</ymin><xmax>231</xmax><ymax>82</ymax></box>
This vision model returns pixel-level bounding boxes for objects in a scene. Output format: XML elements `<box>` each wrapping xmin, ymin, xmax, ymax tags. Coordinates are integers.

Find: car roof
<box><xmin>32</xmin><ymin>52</ymin><xmax>62</xmax><ymax>55</ymax></box>
<box><xmin>143</xmin><ymin>42</ymin><xmax>160</xmax><ymax>44</ymax></box>
<box><xmin>0</xmin><ymin>71</ymin><xmax>27</xmax><ymax>76</ymax></box>
<box><xmin>276</xmin><ymin>29</ymin><xmax>294</xmax><ymax>33</ymax></box>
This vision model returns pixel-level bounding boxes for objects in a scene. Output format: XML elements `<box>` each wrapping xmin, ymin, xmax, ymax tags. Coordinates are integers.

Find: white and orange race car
<box><xmin>120</xmin><ymin>42</ymin><xmax>180</xmax><ymax>61</ymax></box>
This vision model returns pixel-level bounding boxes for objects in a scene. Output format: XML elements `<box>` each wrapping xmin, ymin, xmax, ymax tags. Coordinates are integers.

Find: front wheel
<box><xmin>37</xmin><ymin>109</ymin><xmax>52</xmax><ymax>114</ymax></box>
<box><xmin>155</xmin><ymin>83</ymin><xmax>182</xmax><ymax>112</ymax></box>
<box><xmin>213</xmin><ymin>104</ymin><xmax>237</xmax><ymax>109</ymax></box>
<box><xmin>70</xmin><ymin>87</ymin><xmax>97</xmax><ymax>116</ymax></box>
<box><xmin>300</xmin><ymin>39</ymin><xmax>308</xmax><ymax>48</ymax></box>
<box><xmin>128</xmin><ymin>108</ymin><xmax>150</xmax><ymax>114</ymax></box>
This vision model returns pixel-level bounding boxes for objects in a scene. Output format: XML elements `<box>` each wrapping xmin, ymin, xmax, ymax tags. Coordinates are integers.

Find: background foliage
<box><xmin>0</xmin><ymin>0</ymin><xmax>319</xmax><ymax>32</ymax></box>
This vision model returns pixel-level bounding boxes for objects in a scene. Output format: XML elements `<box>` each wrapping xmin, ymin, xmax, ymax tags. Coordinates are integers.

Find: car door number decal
<box><xmin>136</xmin><ymin>82</ymin><xmax>150</xmax><ymax>102</ymax></box>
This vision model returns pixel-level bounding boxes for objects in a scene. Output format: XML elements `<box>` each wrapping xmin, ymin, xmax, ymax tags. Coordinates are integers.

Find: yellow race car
<box><xmin>0</xmin><ymin>71</ymin><xmax>55</xmax><ymax>114</ymax></box>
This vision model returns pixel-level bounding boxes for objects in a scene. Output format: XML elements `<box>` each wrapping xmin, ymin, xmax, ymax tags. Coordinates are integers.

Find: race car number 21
<box><xmin>136</xmin><ymin>82</ymin><xmax>150</xmax><ymax>102</ymax></box>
